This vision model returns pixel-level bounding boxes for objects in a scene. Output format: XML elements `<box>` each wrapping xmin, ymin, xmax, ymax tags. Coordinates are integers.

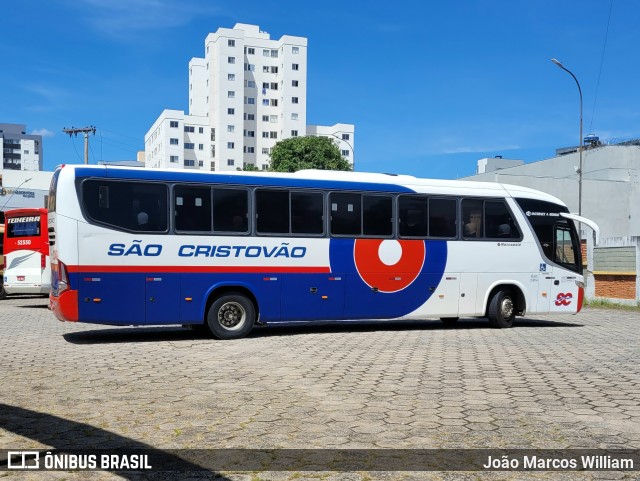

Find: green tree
<box><xmin>269</xmin><ymin>136</ymin><xmax>352</xmax><ymax>172</ymax></box>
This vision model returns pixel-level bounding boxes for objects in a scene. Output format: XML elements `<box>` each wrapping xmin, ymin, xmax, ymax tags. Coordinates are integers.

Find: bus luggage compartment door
<box><xmin>78</xmin><ymin>273</ymin><xmax>145</xmax><ymax>324</ymax></box>
<box><xmin>145</xmin><ymin>273</ymin><xmax>181</xmax><ymax>323</ymax></box>
<box><xmin>281</xmin><ymin>274</ymin><xmax>345</xmax><ymax>321</ymax></box>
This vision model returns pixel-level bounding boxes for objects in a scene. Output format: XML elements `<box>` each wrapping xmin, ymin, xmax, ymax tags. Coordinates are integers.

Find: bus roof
<box><xmin>59</xmin><ymin>164</ymin><xmax>567</xmax><ymax>207</ymax></box>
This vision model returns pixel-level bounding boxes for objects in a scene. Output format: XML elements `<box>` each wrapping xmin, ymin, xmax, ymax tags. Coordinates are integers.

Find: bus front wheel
<box><xmin>487</xmin><ymin>290</ymin><xmax>515</xmax><ymax>328</ymax></box>
<box><xmin>206</xmin><ymin>292</ymin><xmax>255</xmax><ymax>340</ymax></box>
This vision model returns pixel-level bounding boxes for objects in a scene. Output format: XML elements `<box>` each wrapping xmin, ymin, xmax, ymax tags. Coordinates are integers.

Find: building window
<box><xmin>170</xmin><ymin>121</ymin><xmax>179</xmax><ymax>128</ymax></box>
<box><xmin>270</xmin><ymin>131</ymin><xmax>278</xmax><ymax>139</ymax></box>
<box><xmin>228</xmin><ymin>91</ymin><xmax>235</xmax><ymax>98</ymax></box>
<box><xmin>170</xmin><ymin>155</ymin><xmax>179</xmax><ymax>163</ymax></box>
<box><xmin>228</xmin><ymin>39</ymin><xmax>235</xmax><ymax>47</ymax></box>
<box><xmin>228</xmin><ymin>108</ymin><xmax>235</xmax><ymax>115</ymax></box>
<box><xmin>291</xmin><ymin>113</ymin><xmax>299</xmax><ymax>121</ymax></box>
<box><xmin>228</xmin><ymin>57</ymin><xmax>235</xmax><ymax>64</ymax></box>
<box><xmin>245</xmin><ymin>80</ymin><xmax>256</xmax><ymax>88</ymax></box>
<box><xmin>262</xmin><ymin>148</ymin><xmax>270</xmax><ymax>154</ymax></box>
<box><xmin>292</xmin><ymin>80</ymin><xmax>299</xmax><ymax>87</ymax></box>
<box><xmin>262</xmin><ymin>82</ymin><xmax>270</xmax><ymax>90</ymax></box>
<box><xmin>246</xmin><ymin>147</ymin><xmax>255</xmax><ymax>153</ymax></box>
<box><xmin>184</xmin><ymin>126</ymin><xmax>195</xmax><ymax>133</ymax></box>
<box><xmin>199</xmin><ymin>144</ymin><xmax>204</xmax><ymax>150</ymax></box>
<box><xmin>291</xmin><ymin>130</ymin><xmax>298</xmax><ymax>137</ymax></box>
<box><xmin>271</xmin><ymin>49</ymin><xmax>278</xmax><ymax>58</ymax></box>
<box><xmin>228</xmin><ymin>73</ymin><xmax>235</xmax><ymax>81</ymax></box>
<box><xmin>263</xmin><ymin>49</ymin><xmax>270</xmax><ymax>57</ymax></box>
<box><xmin>342</xmin><ymin>150</ymin><xmax>350</xmax><ymax>157</ymax></box>
<box><xmin>262</xmin><ymin>115</ymin><xmax>269</xmax><ymax>122</ymax></box>
<box><xmin>199</xmin><ymin>127</ymin><xmax>204</xmax><ymax>134</ymax></box>
<box><xmin>246</xmin><ymin>47</ymin><xmax>255</xmax><ymax>55</ymax></box>
<box><xmin>292</xmin><ymin>97</ymin><xmax>299</xmax><ymax>104</ymax></box>
<box><xmin>270</xmin><ymin>115</ymin><xmax>278</xmax><ymax>123</ymax></box>
<box><xmin>245</xmin><ymin>97</ymin><xmax>255</xmax><ymax>105</ymax></box>
<box><xmin>245</xmin><ymin>113</ymin><xmax>255</xmax><ymax>121</ymax></box>
<box><xmin>262</xmin><ymin>132</ymin><xmax>269</xmax><ymax>138</ymax></box>
<box><xmin>211</xmin><ymin>128</ymin><xmax>216</xmax><ymax>141</ymax></box>
<box><xmin>185</xmin><ymin>143</ymin><xmax>195</xmax><ymax>150</ymax></box>
<box><xmin>245</xmin><ymin>130</ymin><xmax>255</xmax><ymax>137</ymax></box>
<box><xmin>170</xmin><ymin>138</ymin><xmax>179</xmax><ymax>145</ymax></box>
<box><xmin>292</xmin><ymin>46</ymin><xmax>299</xmax><ymax>54</ymax></box>
<box><xmin>342</xmin><ymin>133</ymin><xmax>350</xmax><ymax>140</ymax></box>
<box><xmin>227</xmin><ymin>142</ymin><xmax>235</xmax><ymax>149</ymax></box>
<box><xmin>199</xmin><ymin>160</ymin><xmax>204</xmax><ymax>167</ymax></box>
<box><xmin>263</xmin><ymin>66</ymin><xmax>270</xmax><ymax>73</ymax></box>
<box><xmin>270</xmin><ymin>99</ymin><xmax>278</xmax><ymax>106</ymax></box>
<box><xmin>184</xmin><ymin>159</ymin><xmax>195</xmax><ymax>167</ymax></box>
<box><xmin>227</xmin><ymin>125</ymin><xmax>235</xmax><ymax>133</ymax></box>
<box><xmin>271</xmin><ymin>66</ymin><xmax>278</xmax><ymax>74</ymax></box>
<box><xmin>244</xmin><ymin>63</ymin><xmax>255</xmax><ymax>71</ymax></box>
<box><xmin>262</xmin><ymin>99</ymin><xmax>270</xmax><ymax>106</ymax></box>
<box><xmin>227</xmin><ymin>159</ymin><xmax>235</xmax><ymax>166</ymax></box>
<box><xmin>292</xmin><ymin>63</ymin><xmax>299</xmax><ymax>71</ymax></box>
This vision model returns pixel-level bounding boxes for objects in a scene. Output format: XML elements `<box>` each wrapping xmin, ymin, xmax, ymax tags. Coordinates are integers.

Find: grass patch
<box><xmin>584</xmin><ymin>298</ymin><xmax>640</xmax><ymax>311</ymax></box>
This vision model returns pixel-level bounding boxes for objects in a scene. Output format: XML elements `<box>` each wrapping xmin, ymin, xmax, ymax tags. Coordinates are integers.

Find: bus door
<box><xmin>549</xmin><ymin>225</ymin><xmax>581</xmax><ymax>313</ymax></box>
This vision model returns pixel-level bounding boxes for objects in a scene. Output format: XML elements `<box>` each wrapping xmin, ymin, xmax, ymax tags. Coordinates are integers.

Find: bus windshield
<box><xmin>515</xmin><ymin>198</ymin><xmax>582</xmax><ymax>274</ymax></box>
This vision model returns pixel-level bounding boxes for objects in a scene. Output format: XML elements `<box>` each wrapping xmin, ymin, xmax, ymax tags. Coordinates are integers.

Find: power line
<box><xmin>589</xmin><ymin>0</ymin><xmax>614</xmax><ymax>133</ymax></box>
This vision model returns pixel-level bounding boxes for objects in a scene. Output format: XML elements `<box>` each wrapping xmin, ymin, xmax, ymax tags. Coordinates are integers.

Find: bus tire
<box><xmin>487</xmin><ymin>290</ymin><xmax>515</xmax><ymax>328</ymax></box>
<box><xmin>0</xmin><ymin>281</ymin><xmax>6</xmax><ymax>300</ymax></box>
<box><xmin>206</xmin><ymin>292</ymin><xmax>255</xmax><ymax>340</ymax></box>
<box><xmin>440</xmin><ymin>317</ymin><xmax>459</xmax><ymax>326</ymax></box>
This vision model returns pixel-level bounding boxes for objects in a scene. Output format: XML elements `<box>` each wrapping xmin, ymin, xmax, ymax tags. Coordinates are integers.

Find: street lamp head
<box><xmin>551</xmin><ymin>58</ymin><xmax>563</xmax><ymax>68</ymax></box>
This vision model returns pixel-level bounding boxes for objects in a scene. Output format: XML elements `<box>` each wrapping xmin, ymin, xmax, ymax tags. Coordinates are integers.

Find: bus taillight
<box><xmin>41</xmin><ymin>253</ymin><xmax>46</xmax><ymax>270</ymax></box>
<box><xmin>59</xmin><ymin>260</ymin><xmax>70</xmax><ymax>294</ymax></box>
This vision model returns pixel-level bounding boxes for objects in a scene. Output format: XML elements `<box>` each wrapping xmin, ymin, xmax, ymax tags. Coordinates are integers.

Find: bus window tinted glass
<box><xmin>213</xmin><ymin>189</ymin><xmax>248</xmax><ymax>232</ymax></box>
<box><xmin>462</xmin><ymin>199</ymin><xmax>484</xmax><ymax>238</ymax></box>
<box><xmin>175</xmin><ymin>186</ymin><xmax>212</xmax><ymax>232</ymax></box>
<box><xmin>330</xmin><ymin>193</ymin><xmax>361</xmax><ymax>236</ymax></box>
<box><xmin>83</xmin><ymin>180</ymin><xmax>168</xmax><ymax>232</ymax></box>
<box><xmin>555</xmin><ymin>226</ymin><xmax>577</xmax><ymax>266</ymax></box>
<box><xmin>399</xmin><ymin>196</ymin><xmax>428</xmax><ymax>237</ymax></box>
<box><xmin>363</xmin><ymin>195</ymin><xmax>392</xmax><ymax>236</ymax></box>
<box><xmin>292</xmin><ymin>192</ymin><xmax>323</xmax><ymax>235</ymax></box>
<box><xmin>429</xmin><ymin>198</ymin><xmax>457</xmax><ymax>238</ymax></box>
<box><xmin>256</xmin><ymin>189</ymin><xmax>289</xmax><ymax>234</ymax></box>
<box><xmin>485</xmin><ymin>200</ymin><xmax>519</xmax><ymax>239</ymax></box>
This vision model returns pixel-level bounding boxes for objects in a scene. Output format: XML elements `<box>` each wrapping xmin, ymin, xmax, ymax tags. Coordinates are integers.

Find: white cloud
<box><xmin>75</xmin><ymin>0</ymin><xmax>223</xmax><ymax>39</ymax></box>
<box><xmin>30</xmin><ymin>128</ymin><xmax>55</xmax><ymax>138</ymax></box>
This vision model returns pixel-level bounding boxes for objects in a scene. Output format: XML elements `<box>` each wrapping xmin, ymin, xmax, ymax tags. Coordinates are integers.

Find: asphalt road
<box><xmin>1</xmin><ymin>295</ymin><xmax>639</xmax><ymax>480</ymax></box>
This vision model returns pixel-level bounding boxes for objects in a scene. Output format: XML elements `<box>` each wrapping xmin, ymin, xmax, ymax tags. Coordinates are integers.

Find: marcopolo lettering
<box><xmin>178</xmin><ymin>243</ymin><xmax>307</xmax><ymax>258</ymax></box>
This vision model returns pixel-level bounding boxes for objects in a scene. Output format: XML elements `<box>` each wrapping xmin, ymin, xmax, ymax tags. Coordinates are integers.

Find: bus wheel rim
<box><xmin>218</xmin><ymin>302</ymin><xmax>246</xmax><ymax>329</ymax></box>
<box><xmin>501</xmin><ymin>297</ymin><xmax>514</xmax><ymax>319</ymax></box>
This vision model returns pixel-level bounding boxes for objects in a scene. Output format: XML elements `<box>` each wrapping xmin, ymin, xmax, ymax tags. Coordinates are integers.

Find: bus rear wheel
<box><xmin>487</xmin><ymin>290</ymin><xmax>515</xmax><ymax>328</ymax></box>
<box><xmin>206</xmin><ymin>292</ymin><xmax>255</xmax><ymax>340</ymax></box>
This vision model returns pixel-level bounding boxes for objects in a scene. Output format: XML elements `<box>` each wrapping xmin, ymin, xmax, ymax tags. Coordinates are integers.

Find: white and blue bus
<box><xmin>48</xmin><ymin>165</ymin><xmax>597</xmax><ymax>339</ymax></box>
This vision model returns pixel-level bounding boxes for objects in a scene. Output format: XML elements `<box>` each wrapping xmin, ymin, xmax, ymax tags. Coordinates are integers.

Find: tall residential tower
<box><xmin>145</xmin><ymin>23</ymin><xmax>354</xmax><ymax>171</ymax></box>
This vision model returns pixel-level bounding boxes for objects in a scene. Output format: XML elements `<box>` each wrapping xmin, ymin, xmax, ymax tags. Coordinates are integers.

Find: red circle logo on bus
<box><xmin>353</xmin><ymin>239</ymin><xmax>426</xmax><ymax>293</ymax></box>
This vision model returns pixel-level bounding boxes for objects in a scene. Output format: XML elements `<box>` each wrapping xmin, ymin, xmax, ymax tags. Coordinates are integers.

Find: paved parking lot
<box><xmin>1</xmin><ymin>295</ymin><xmax>639</xmax><ymax>480</ymax></box>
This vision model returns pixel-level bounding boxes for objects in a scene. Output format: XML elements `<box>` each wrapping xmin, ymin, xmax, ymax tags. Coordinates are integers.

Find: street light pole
<box><xmin>551</xmin><ymin>58</ymin><xmax>583</xmax><ymax>218</ymax></box>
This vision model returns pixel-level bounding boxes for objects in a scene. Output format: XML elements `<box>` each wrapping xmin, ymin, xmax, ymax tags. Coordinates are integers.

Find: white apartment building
<box><xmin>145</xmin><ymin>23</ymin><xmax>354</xmax><ymax>171</ymax></box>
<box><xmin>1</xmin><ymin>123</ymin><xmax>43</xmax><ymax>172</ymax></box>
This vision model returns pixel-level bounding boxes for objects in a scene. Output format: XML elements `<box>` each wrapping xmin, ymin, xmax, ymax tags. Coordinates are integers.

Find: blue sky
<box><xmin>2</xmin><ymin>0</ymin><xmax>639</xmax><ymax>179</ymax></box>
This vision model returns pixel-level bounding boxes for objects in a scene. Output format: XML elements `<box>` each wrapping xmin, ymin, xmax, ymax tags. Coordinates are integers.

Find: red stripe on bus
<box><xmin>66</xmin><ymin>265</ymin><xmax>331</xmax><ymax>274</ymax></box>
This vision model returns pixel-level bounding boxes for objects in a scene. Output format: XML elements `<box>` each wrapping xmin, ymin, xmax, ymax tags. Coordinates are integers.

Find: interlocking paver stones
<box><xmin>1</xmin><ymin>297</ymin><xmax>640</xmax><ymax>479</ymax></box>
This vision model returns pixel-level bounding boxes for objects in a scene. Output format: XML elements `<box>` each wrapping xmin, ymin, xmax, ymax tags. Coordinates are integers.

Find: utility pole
<box><xmin>63</xmin><ymin>126</ymin><xmax>97</xmax><ymax>164</ymax></box>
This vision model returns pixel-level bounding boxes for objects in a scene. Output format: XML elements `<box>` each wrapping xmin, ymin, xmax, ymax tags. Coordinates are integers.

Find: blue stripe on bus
<box><xmin>72</xmin><ymin>167</ymin><xmax>415</xmax><ymax>194</ymax></box>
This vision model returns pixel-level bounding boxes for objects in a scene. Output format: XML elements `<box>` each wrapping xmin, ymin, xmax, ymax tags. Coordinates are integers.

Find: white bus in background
<box><xmin>3</xmin><ymin>208</ymin><xmax>51</xmax><ymax>296</ymax></box>
<box><xmin>48</xmin><ymin>165</ymin><xmax>598</xmax><ymax>339</ymax></box>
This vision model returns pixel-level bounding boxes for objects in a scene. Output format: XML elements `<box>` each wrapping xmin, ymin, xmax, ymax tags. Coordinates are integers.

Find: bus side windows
<box><xmin>330</xmin><ymin>193</ymin><xmax>361</xmax><ymax>236</ymax></box>
<box><xmin>256</xmin><ymin>189</ymin><xmax>289</xmax><ymax>234</ymax></box>
<box><xmin>485</xmin><ymin>200</ymin><xmax>520</xmax><ymax>239</ymax></box>
<box><xmin>213</xmin><ymin>189</ymin><xmax>249</xmax><ymax>233</ymax></box>
<box><xmin>462</xmin><ymin>199</ymin><xmax>484</xmax><ymax>238</ymax></box>
<box><xmin>175</xmin><ymin>186</ymin><xmax>212</xmax><ymax>232</ymax></box>
<box><xmin>398</xmin><ymin>196</ymin><xmax>428</xmax><ymax>237</ymax></box>
<box><xmin>291</xmin><ymin>192</ymin><xmax>323</xmax><ymax>235</ymax></box>
<box><xmin>429</xmin><ymin>198</ymin><xmax>457</xmax><ymax>238</ymax></box>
